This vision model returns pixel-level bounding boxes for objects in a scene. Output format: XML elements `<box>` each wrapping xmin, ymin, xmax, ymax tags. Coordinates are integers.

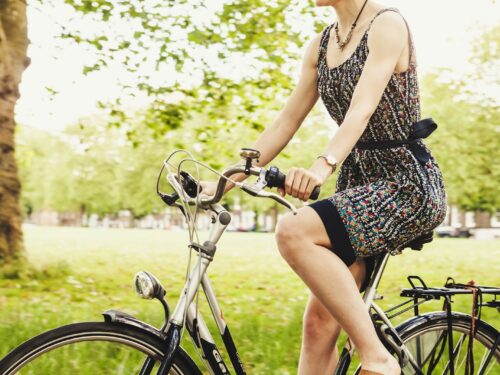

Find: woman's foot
<box><xmin>360</xmin><ymin>352</ymin><xmax>400</xmax><ymax>375</ymax></box>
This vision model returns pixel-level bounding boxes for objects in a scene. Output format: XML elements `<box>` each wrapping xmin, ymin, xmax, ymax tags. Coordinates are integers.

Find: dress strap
<box><xmin>365</xmin><ymin>8</ymin><xmax>415</xmax><ymax>66</ymax></box>
<box><xmin>318</xmin><ymin>23</ymin><xmax>334</xmax><ymax>66</ymax></box>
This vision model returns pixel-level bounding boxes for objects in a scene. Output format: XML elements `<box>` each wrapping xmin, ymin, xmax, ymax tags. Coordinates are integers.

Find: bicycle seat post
<box><xmin>363</xmin><ymin>253</ymin><xmax>391</xmax><ymax>304</ymax></box>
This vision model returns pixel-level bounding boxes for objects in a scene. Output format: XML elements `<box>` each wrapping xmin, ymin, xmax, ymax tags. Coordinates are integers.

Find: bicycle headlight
<box><xmin>134</xmin><ymin>271</ymin><xmax>165</xmax><ymax>300</ymax></box>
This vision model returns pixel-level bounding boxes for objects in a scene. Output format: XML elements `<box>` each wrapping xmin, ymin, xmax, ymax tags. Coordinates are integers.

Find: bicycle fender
<box><xmin>394</xmin><ymin>311</ymin><xmax>499</xmax><ymax>337</ymax></box>
<box><xmin>102</xmin><ymin>309</ymin><xmax>167</xmax><ymax>340</ymax></box>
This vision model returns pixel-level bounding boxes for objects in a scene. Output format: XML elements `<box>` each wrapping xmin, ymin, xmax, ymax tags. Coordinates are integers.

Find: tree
<box><xmin>50</xmin><ymin>0</ymin><xmax>327</xmax><ymax>138</ymax></box>
<box><xmin>0</xmin><ymin>0</ymin><xmax>30</xmax><ymax>271</ymax></box>
<box><xmin>422</xmin><ymin>25</ymin><xmax>499</xmax><ymax>214</ymax></box>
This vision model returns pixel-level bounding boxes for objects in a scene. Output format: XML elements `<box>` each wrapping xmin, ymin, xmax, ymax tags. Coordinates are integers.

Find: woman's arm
<box><xmin>223</xmin><ymin>32</ymin><xmax>323</xmax><ymax>191</ymax></box>
<box><xmin>287</xmin><ymin>11</ymin><xmax>411</xmax><ymax>201</ymax></box>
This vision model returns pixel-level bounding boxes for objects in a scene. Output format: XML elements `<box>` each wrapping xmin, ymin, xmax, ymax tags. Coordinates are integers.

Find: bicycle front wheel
<box><xmin>396</xmin><ymin>312</ymin><xmax>499</xmax><ymax>375</ymax></box>
<box><xmin>0</xmin><ymin>322</ymin><xmax>202</xmax><ymax>375</ymax></box>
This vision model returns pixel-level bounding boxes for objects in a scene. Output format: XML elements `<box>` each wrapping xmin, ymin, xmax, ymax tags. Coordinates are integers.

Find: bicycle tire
<box><xmin>356</xmin><ymin>312</ymin><xmax>499</xmax><ymax>375</ymax></box>
<box><xmin>0</xmin><ymin>321</ymin><xmax>202</xmax><ymax>375</ymax></box>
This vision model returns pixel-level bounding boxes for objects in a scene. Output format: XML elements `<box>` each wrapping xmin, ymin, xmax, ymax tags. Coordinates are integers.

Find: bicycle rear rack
<box><xmin>380</xmin><ymin>276</ymin><xmax>500</xmax><ymax>375</ymax></box>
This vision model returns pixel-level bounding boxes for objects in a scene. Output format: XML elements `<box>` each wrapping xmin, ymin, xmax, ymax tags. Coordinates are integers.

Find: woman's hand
<box><xmin>278</xmin><ymin>158</ymin><xmax>333</xmax><ymax>201</ymax></box>
<box><xmin>198</xmin><ymin>179</ymin><xmax>234</xmax><ymax>199</ymax></box>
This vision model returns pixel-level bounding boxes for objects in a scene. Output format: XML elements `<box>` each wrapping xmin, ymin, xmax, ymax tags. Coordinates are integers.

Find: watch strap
<box><xmin>317</xmin><ymin>155</ymin><xmax>337</xmax><ymax>173</ymax></box>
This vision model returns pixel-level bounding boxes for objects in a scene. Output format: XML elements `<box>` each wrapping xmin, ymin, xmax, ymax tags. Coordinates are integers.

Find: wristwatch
<box><xmin>317</xmin><ymin>154</ymin><xmax>338</xmax><ymax>174</ymax></box>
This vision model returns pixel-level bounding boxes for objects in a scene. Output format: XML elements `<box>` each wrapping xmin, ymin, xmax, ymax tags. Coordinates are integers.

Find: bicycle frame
<box><xmin>157</xmin><ymin>202</ymin><xmax>246</xmax><ymax>375</ymax></box>
<box><xmin>153</xmin><ymin>155</ymin><xmax>479</xmax><ymax>375</ymax></box>
<box><xmin>335</xmin><ymin>254</ymin><xmax>424</xmax><ymax>375</ymax></box>
<box><xmin>155</xmin><ymin>198</ymin><xmax>427</xmax><ymax>375</ymax></box>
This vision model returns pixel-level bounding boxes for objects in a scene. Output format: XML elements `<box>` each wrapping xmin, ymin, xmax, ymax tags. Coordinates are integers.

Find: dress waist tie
<box><xmin>354</xmin><ymin>118</ymin><xmax>438</xmax><ymax>166</ymax></box>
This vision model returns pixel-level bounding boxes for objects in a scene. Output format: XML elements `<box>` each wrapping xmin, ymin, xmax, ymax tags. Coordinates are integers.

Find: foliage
<box><xmin>16</xmin><ymin>104</ymin><xmax>336</xmax><ymax>218</ymax></box>
<box><xmin>422</xmin><ymin>25</ymin><xmax>499</xmax><ymax>213</ymax></box>
<box><xmin>47</xmin><ymin>0</ymin><xmax>328</xmax><ymax>137</ymax></box>
<box><xmin>18</xmin><ymin>1</ymin><xmax>339</xmax><ymax>219</ymax></box>
<box><xmin>18</xmin><ymin>4</ymin><xmax>499</xmax><ymax>218</ymax></box>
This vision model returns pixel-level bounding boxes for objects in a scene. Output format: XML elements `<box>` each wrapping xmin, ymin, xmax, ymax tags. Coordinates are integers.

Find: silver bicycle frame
<box><xmin>162</xmin><ymin>163</ymin><xmax>421</xmax><ymax>374</ymax></box>
<box><xmin>164</xmin><ymin>203</ymin><xmax>245</xmax><ymax>375</ymax></box>
<box><xmin>337</xmin><ymin>253</ymin><xmax>422</xmax><ymax>373</ymax></box>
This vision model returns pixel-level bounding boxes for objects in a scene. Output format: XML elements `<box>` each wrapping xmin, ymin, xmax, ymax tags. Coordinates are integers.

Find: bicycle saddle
<box><xmin>404</xmin><ymin>231</ymin><xmax>434</xmax><ymax>251</ymax></box>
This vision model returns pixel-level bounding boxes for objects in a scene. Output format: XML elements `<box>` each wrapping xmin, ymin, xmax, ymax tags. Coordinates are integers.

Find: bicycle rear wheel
<box><xmin>0</xmin><ymin>322</ymin><xmax>202</xmax><ymax>375</ymax></box>
<box><xmin>393</xmin><ymin>312</ymin><xmax>499</xmax><ymax>374</ymax></box>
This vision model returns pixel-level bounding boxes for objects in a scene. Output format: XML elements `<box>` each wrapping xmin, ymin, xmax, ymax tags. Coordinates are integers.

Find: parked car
<box><xmin>435</xmin><ymin>226</ymin><xmax>473</xmax><ymax>238</ymax></box>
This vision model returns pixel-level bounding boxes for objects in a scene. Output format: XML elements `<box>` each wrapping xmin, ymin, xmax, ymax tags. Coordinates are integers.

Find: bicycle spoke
<box><xmin>478</xmin><ymin>334</ymin><xmax>499</xmax><ymax>375</ymax></box>
<box><xmin>441</xmin><ymin>333</ymin><xmax>466</xmax><ymax>375</ymax></box>
<box><xmin>401</xmin><ymin>321</ymin><xmax>499</xmax><ymax>375</ymax></box>
<box><xmin>427</xmin><ymin>330</ymin><xmax>448</xmax><ymax>375</ymax></box>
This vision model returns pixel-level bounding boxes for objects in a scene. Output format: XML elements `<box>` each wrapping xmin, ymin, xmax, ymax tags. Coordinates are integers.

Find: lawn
<box><xmin>0</xmin><ymin>225</ymin><xmax>498</xmax><ymax>374</ymax></box>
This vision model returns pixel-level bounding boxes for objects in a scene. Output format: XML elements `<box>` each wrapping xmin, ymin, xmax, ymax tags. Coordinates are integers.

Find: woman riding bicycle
<box><xmin>201</xmin><ymin>1</ymin><xmax>447</xmax><ymax>374</ymax></box>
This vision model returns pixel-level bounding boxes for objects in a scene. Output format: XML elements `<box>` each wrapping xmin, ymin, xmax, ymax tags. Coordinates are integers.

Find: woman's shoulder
<box><xmin>367</xmin><ymin>7</ymin><xmax>409</xmax><ymax>35</ymax></box>
<box><xmin>365</xmin><ymin>8</ymin><xmax>410</xmax><ymax>50</ymax></box>
<box><xmin>302</xmin><ymin>27</ymin><xmax>329</xmax><ymax>69</ymax></box>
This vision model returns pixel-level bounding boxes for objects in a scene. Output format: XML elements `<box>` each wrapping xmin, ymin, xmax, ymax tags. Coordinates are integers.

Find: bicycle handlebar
<box><xmin>160</xmin><ymin>163</ymin><xmax>321</xmax><ymax>214</ymax></box>
<box><xmin>265</xmin><ymin>166</ymin><xmax>320</xmax><ymax>200</ymax></box>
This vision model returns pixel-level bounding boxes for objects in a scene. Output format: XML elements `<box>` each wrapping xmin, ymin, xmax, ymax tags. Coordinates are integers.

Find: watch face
<box><xmin>326</xmin><ymin>155</ymin><xmax>337</xmax><ymax>166</ymax></box>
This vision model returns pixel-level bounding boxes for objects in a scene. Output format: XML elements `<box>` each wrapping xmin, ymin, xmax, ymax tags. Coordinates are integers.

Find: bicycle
<box><xmin>0</xmin><ymin>148</ymin><xmax>498</xmax><ymax>374</ymax></box>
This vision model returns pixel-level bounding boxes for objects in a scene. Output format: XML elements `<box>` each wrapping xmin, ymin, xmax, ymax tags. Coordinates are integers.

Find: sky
<box><xmin>15</xmin><ymin>0</ymin><xmax>499</xmax><ymax>133</ymax></box>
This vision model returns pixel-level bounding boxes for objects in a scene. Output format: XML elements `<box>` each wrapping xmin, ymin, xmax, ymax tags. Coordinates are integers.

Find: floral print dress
<box><xmin>315</xmin><ymin>8</ymin><xmax>447</xmax><ymax>257</ymax></box>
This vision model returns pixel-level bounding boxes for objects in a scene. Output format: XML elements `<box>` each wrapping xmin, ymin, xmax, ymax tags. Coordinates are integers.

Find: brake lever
<box><xmin>240</xmin><ymin>183</ymin><xmax>297</xmax><ymax>214</ymax></box>
<box><xmin>261</xmin><ymin>190</ymin><xmax>298</xmax><ymax>215</ymax></box>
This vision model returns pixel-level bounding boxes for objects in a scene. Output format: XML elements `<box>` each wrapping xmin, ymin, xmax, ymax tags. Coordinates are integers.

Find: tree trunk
<box><xmin>458</xmin><ymin>210</ymin><xmax>467</xmax><ymax>229</ymax></box>
<box><xmin>0</xmin><ymin>0</ymin><xmax>30</xmax><ymax>268</ymax></box>
<box><xmin>446</xmin><ymin>205</ymin><xmax>452</xmax><ymax>226</ymax></box>
<box><xmin>269</xmin><ymin>204</ymin><xmax>278</xmax><ymax>231</ymax></box>
<box><xmin>473</xmin><ymin>211</ymin><xmax>491</xmax><ymax>229</ymax></box>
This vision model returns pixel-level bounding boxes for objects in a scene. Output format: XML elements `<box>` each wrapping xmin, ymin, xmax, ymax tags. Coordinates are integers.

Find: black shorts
<box><xmin>308</xmin><ymin>199</ymin><xmax>376</xmax><ymax>292</ymax></box>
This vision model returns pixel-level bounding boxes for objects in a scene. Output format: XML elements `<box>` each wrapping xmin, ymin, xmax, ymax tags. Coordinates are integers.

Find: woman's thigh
<box><xmin>276</xmin><ymin>205</ymin><xmax>333</xmax><ymax>248</ymax></box>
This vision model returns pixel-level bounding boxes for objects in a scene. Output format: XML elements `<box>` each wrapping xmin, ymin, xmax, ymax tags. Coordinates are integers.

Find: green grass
<box><xmin>0</xmin><ymin>226</ymin><xmax>499</xmax><ymax>374</ymax></box>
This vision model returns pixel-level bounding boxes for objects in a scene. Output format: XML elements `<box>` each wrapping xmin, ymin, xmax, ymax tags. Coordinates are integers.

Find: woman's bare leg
<box><xmin>275</xmin><ymin>206</ymin><xmax>400</xmax><ymax>374</ymax></box>
<box><xmin>298</xmin><ymin>259</ymin><xmax>367</xmax><ymax>375</ymax></box>
<box><xmin>299</xmin><ymin>290</ymin><xmax>342</xmax><ymax>375</ymax></box>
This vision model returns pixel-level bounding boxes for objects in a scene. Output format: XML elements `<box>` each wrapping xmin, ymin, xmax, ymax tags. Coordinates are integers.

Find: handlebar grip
<box><xmin>310</xmin><ymin>186</ymin><xmax>320</xmax><ymax>200</ymax></box>
<box><xmin>265</xmin><ymin>166</ymin><xmax>321</xmax><ymax>200</ymax></box>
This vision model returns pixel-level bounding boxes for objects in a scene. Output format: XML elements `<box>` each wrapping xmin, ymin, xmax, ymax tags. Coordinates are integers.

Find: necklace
<box><xmin>334</xmin><ymin>0</ymin><xmax>369</xmax><ymax>50</ymax></box>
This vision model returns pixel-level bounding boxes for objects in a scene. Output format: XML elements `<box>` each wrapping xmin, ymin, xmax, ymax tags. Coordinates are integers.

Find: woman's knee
<box><xmin>275</xmin><ymin>212</ymin><xmax>304</xmax><ymax>263</ymax></box>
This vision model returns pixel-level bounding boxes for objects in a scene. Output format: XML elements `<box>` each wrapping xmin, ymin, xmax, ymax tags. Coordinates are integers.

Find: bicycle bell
<box><xmin>240</xmin><ymin>147</ymin><xmax>260</xmax><ymax>173</ymax></box>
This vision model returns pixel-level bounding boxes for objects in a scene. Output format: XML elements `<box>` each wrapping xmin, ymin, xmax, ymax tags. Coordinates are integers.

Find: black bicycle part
<box><xmin>403</xmin><ymin>231</ymin><xmax>434</xmax><ymax>251</ymax></box>
<box><xmin>352</xmin><ymin>312</ymin><xmax>499</xmax><ymax>375</ymax></box>
<box><xmin>159</xmin><ymin>191</ymin><xmax>180</xmax><ymax>206</ymax></box>
<box><xmin>179</xmin><ymin>170</ymin><xmax>202</xmax><ymax>198</ymax></box>
<box><xmin>390</xmin><ymin>278</ymin><xmax>500</xmax><ymax>375</ymax></box>
<box><xmin>265</xmin><ymin>165</ymin><xmax>321</xmax><ymax>200</ymax></box>
<box><xmin>335</xmin><ymin>348</ymin><xmax>351</xmax><ymax>374</ymax></box>
<box><xmin>184</xmin><ymin>316</ymin><xmax>233</xmax><ymax>375</ymax></box>
<box><xmin>157</xmin><ymin>323</ymin><xmax>183</xmax><ymax>375</ymax></box>
<box><xmin>221</xmin><ymin>327</ymin><xmax>246</xmax><ymax>374</ymax></box>
<box><xmin>395</xmin><ymin>312</ymin><xmax>498</xmax><ymax>375</ymax></box>
<box><xmin>0</xmin><ymin>322</ymin><xmax>201</xmax><ymax>375</ymax></box>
